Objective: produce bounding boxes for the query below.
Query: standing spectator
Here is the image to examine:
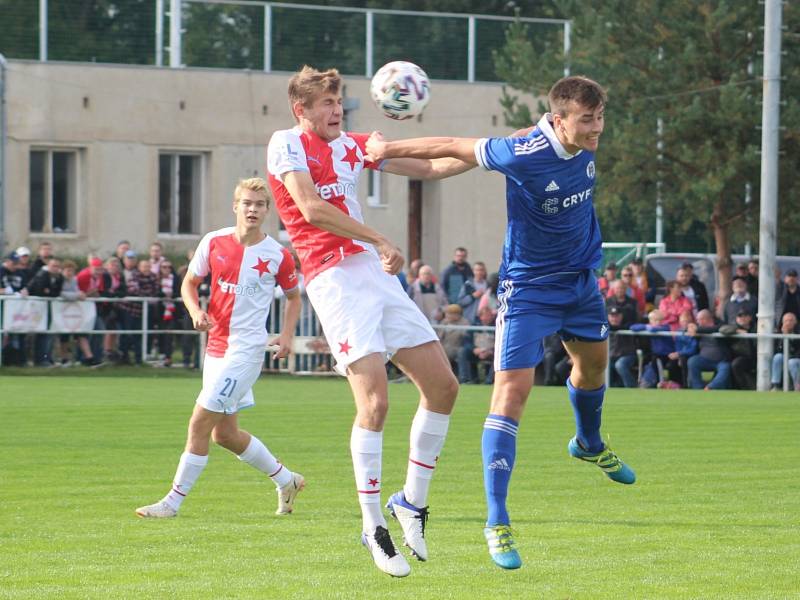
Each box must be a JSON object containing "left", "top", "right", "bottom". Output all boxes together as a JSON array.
[
  {"left": 122, "top": 250, "right": 138, "bottom": 284},
  {"left": 659, "top": 280, "right": 695, "bottom": 331},
  {"left": 77, "top": 257, "right": 108, "bottom": 359},
  {"left": 630, "top": 258, "right": 651, "bottom": 304},
  {"left": 734, "top": 262, "right": 749, "bottom": 282},
  {"left": 607, "top": 307, "right": 637, "bottom": 388},
  {"left": 440, "top": 247, "right": 473, "bottom": 304},
  {"left": 477, "top": 272, "right": 501, "bottom": 318},
  {"left": 770, "top": 312, "right": 800, "bottom": 391},
  {"left": 14, "top": 246, "right": 34, "bottom": 290},
  {"left": 437, "top": 304, "right": 469, "bottom": 377},
  {"left": 59, "top": 260, "right": 102, "bottom": 367},
  {"left": 676, "top": 263, "right": 710, "bottom": 312},
  {"left": 723, "top": 277, "right": 757, "bottom": 324},
  {"left": 114, "top": 240, "right": 131, "bottom": 262},
  {"left": 458, "top": 261, "right": 488, "bottom": 324},
  {"left": 746, "top": 259, "right": 759, "bottom": 296},
  {"left": 686, "top": 309, "right": 731, "bottom": 390},
  {"left": 149, "top": 242, "right": 165, "bottom": 276},
  {"left": 406, "top": 258, "right": 424, "bottom": 289},
  {"left": 408, "top": 265, "right": 447, "bottom": 323},
  {"left": 775, "top": 268, "right": 799, "bottom": 324},
  {"left": 27, "top": 257, "right": 63, "bottom": 366},
  {"left": 132, "top": 259, "right": 160, "bottom": 359},
  {"left": 1, "top": 252, "right": 26, "bottom": 294},
  {"left": 156, "top": 260, "right": 181, "bottom": 367},
  {"left": 459, "top": 304, "right": 496, "bottom": 385},
  {"left": 101, "top": 257, "right": 128, "bottom": 362},
  {"left": 31, "top": 242, "right": 54, "bottom": 273},
  {"left": 1, "top": 252, "right": 29, "bottom": 365},
  {"left": 615, "top": 266, "right": 646, "bottom": 314},
  {"left": 606, "top": 279, "right": 640, "bottom": 324},
  {"left": 597, "top": 261, "right": 618, "bottom": 294},
  {"left": 720, "top": 310, "right": 756, "bottom": 390}
]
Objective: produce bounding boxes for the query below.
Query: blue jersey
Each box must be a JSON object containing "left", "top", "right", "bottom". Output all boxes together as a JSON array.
[{"left": 474, "top": 114, "right": 603, "bottom": 282}]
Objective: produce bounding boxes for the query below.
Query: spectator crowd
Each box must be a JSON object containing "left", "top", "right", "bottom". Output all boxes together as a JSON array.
[{"left": 3, "top": 241, "right": 800, "bottom": 392}]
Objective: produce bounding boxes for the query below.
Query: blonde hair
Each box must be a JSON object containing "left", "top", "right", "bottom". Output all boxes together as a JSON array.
[
  {"left": 288, "top": 65, "right": 342, "bottom": 119},
  {"left": 234, "top": 177, "right": 270, "bottom": 208}
]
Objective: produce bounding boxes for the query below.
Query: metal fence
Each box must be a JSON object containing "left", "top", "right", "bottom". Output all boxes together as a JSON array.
[
  {"left": 2, "top": 294, "right": 799, "bottom": 391},
  {"left": 10, "top": 0, "right": 569, "bottom": 82}
]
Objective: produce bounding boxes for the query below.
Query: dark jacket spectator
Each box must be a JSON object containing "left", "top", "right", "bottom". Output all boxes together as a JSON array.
[
  {"left": 606, "top": 280, "right": 639, "bottom": 325},
  {"left": 687, "top": 309, "right": 732, "bottom": 390},
  {"left": 440, "top": 247, "right": 474, "bottom": 304},
  {"left": 457, "top": 261, "right": 488, "bottom": 324},
  {"left": 720, "top": 311, "right": 756, "bottom": 390},
  {"left": 775, "top": 268, "right": 799, "bottom": 324},
  {"left": 723, "top": 277, "right": 757, "bottom": 324},
  {"left": 676, "top": 263, "right": 710, "bottom": 312},
  {"left": 608, "top": 307, "right": 638, "bottom": 388}
]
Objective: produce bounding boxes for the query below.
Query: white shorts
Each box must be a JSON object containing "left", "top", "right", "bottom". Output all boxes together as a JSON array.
[
  {"left": 196, "top": 354, "right": 263, "bottom": 414},
  {"left": 306, "top": 252, "right": 438, "bottom": 375}
]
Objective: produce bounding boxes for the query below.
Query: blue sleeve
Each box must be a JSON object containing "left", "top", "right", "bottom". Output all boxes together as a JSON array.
[
  {"left": 630, "top": 324, "right": 646, "bottom": 332},
  {"left": 474, "top": 137, "right": 527, "bottom": 186}
]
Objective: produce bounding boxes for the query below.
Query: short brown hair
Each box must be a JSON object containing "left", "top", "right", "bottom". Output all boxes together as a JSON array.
[
  {"left": 234, "top": 177, "right": 270, "bottom": 208},
  {"left": 288, "top": 65, "right": 342, "bottom": 117},
  {"left": 548, "top": 76, "right": 607, "bottom": 117}
]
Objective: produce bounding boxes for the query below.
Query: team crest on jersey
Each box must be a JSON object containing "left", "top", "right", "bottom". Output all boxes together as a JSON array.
[{"left": 586, "top": 161, "right": 596, "bottom": 179}]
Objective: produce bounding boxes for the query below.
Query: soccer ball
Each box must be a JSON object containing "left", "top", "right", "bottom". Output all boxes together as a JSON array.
[{"left": 370, "top": 61, "right": 430, "bottom": 120}]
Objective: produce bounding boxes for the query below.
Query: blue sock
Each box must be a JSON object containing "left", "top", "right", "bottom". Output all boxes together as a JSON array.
[
  {"left": 482, "top": 414, "right": 518, "bottom": 526},
  {"left": 567, "top": 378, "right": 605, "bottom": 453}
]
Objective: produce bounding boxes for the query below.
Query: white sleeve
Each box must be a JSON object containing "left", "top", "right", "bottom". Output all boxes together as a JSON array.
[
  {"left": 188, "top": 233, "right": 212, "bottom": 278},
  {"left": 267, "top": 130, "right": 309, "bottom": 180},
  {"left": 474, "top": 138, "right": 491, "bottom": 170}
]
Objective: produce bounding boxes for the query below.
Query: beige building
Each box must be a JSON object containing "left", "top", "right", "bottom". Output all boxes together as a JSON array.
[{"left": 3, "top": 60, "right": 533, "bottom": 273}]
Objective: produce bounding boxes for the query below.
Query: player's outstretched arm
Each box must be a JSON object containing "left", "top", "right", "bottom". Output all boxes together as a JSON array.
[
  {"left": 181, "top": 273, "right": 214, "bottom": 331},
  {"left": 382, "top": 156, "right": 475, "bottom": 180},
  {"left": 366, "top": 133, "right": 479, "bottom": 165},
  {"left": 282, "top": 171, "right": 404, "bottom": 275},
  {"left": 269, "top": 287, "right": 302, "bottom": 359}
]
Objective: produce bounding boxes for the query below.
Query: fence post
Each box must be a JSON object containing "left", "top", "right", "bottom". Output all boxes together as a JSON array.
[
  {"left": 142, "top": 299, "right": 149, "bottom": 363},
  {"left": 782, "top": 336, "right": 789, "bottom": 392}
]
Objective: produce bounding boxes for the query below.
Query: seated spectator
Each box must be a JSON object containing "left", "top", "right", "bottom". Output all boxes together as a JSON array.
[
  {"left": 735, "top": 262, "right": 749, "bottom": 281},
  {"left": 723, "top": 276, "right": 757, "bottom": 324},
  {"left": 408, "top": 265, "right": 447, "bottom": 323},
  {"left": 669, "top": 311, "right": 699, "bottom": 387},
  {"left": 608, "top": 307, "right": 638, "bottom": 388},
  {"left": 776, "top": 268, "right": 799, "bottom": 325},
  {"left": 597, "top": 261, "right": 618, "bottom": 294},
  {"left": 606, "top": 279, "right": 639, "bottom": 325},
  {"left": 720, "top": 310, "right": 756, "bottom": 390},
  {"left": 686, "top": 309, "right": 731, "bottom": 390},
  {"left": 676, "top": 262, "right": 710, "bottom": 312},
  {"left": 631, "top": 309, "right": 678, "bottom": 387},
  {"left": 440, "top": 246, "right": 473, "bottom": 304},
  {"left": 540, "top": 333, "right": 568, "bottom": 386},
  {"left": 615, "top": 266, "right": 646, "bottom": 314},
  {"left": 437, "top": 304, "right": 469, "bottom": 376},
  {"left": 770, "top": 311, "right": 800, "bottom": 391},
  {"left": 457, "top": 261, "right": 488, "bottom": 324},
  {"left": 659, "top": 280, "right": 694, "bottom": 331},
  {"left": 458, "top": 305, "right": 495, "bottom": 384}
]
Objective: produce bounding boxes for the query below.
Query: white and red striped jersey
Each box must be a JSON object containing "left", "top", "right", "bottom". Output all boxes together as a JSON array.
[
  {"left": 266, "top": 127, "right": 383, "bottom": 283},
  {"left": 188, "top": 227, "right": 298, "bottom": 361}
]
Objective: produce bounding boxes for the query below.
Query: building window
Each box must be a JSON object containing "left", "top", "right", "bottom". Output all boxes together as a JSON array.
[
  {"left": 29, "top": 149, "right": 78, "bottom": 233},
  {"left": 366, "top": 169, "right": 386, "bottom": 207},
  {"left": 159, "top": 153, "right": 203, "bottom": 234}
]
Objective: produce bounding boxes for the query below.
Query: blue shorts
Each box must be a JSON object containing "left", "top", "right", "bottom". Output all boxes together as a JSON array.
[{"left": 495, "top": 270, "right": 609, "bottom": 371}]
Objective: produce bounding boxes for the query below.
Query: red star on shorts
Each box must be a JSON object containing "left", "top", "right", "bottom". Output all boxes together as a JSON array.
[
  {"left": 341, "top": 144, "right": 360, "bottom": 171},
  {"left": 368, "top": 478, "right": 379, "bottom": 487},
  {"left": 251, "top": 257, "right": 271, "bottom": 277},
  {"left": 338, "top": 339, "right": 351, "bottom": 355}
]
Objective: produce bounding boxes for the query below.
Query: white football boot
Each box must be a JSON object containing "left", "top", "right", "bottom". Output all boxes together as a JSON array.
[
  {"left": 361, "top": 526, "right": 411, "bottom": 577},
  {"left": 135, "top": 500, "right": 177, "bottom": 519},
  {"left": 386, "top": 490, "right": 429, "bottom": 561},
  {"left": 276, "top": 472, "right": 305, "bottom": 515}
]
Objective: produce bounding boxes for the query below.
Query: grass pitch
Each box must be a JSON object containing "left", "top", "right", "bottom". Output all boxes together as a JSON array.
[{"left": 1, "top": 373, "right": 798, "bottom": 599}]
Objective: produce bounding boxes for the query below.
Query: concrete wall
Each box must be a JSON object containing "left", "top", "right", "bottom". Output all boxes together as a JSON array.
[{"left": 4, "top": 60, "right": 536, "bottom": 274}]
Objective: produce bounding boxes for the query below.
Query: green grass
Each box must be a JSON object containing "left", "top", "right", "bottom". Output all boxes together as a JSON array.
[{"left": 1, "top": 375, "right": 798, "bottom": 599}]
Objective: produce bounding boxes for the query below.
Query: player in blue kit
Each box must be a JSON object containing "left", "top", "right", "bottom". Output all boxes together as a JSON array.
[{"left": 366, "top": 76, "right": 636, "bottom": 570}]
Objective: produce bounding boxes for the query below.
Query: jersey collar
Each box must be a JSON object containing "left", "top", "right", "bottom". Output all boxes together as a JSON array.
[{"left": 538, "top": 113, "right": 583, "bottom": 160}]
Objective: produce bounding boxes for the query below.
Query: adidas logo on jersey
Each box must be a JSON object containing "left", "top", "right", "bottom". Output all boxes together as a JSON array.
[
  {"left": 513, "top": 136, "right": 548, "bottom": 155},
  {"left": 545, "top": 180, "right": 560, "bottom": 192},
  {"left": 488, "top": 458, "right": 511, "bottom": 471}
]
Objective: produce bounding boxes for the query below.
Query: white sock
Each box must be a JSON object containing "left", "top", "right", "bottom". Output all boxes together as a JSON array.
[
  {"left": 238, "top": 435, "right": 293, "bottom": 488},
  {"left": 351, "top": 425, "right": 386, "bottom": 533},
  {"left": 404, "top": 407, "right": 450, "bottom": 508},
  {"left": 163, "top": 452, "right": 208, "bottom": 511}
]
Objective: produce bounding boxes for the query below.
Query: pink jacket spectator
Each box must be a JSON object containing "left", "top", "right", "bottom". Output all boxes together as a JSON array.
[{"left": 658, "top": 294, "right": 694, "bottom": 331}]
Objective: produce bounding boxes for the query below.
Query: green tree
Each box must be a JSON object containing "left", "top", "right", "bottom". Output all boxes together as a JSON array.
[{"left": 494, "top": 0, "right": 800, "bottom": 305}]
